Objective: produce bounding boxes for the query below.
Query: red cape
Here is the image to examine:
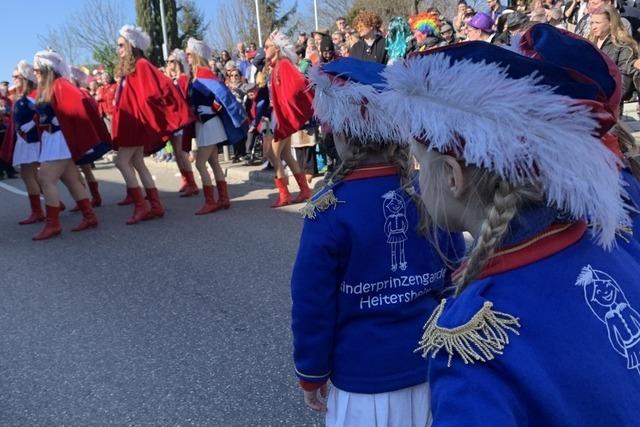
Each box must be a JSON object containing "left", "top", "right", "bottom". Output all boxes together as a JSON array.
[
  {"left": 270, "top": 58, "right": 314, "bottom": 141},
  {"left": 112, "top": 58, "right": 194, "bottom": 154},
  {"left": 0, "top": 97, "right": 15, "bottom": 164},
  {"left": 176, "top": 73, "right": 195, "bottom": 152},
  {"left": 51, "top": 78, "right": 111, "bottom": 162}
]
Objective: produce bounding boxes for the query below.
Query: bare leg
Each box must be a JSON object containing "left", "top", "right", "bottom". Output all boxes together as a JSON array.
[
  {"left": 80, "top": 164, "right": 96, "bottom": 183},
  {"left": 171, "top": 136, "right": 192, "bottom": 173},
  {"left": 208, "top": 146, "right": 225, "bottom": 182},
  {"left": 61, "top": 163, "right": 90, "bottom": 201},
  {"left": 20, "top": 163, "right": 41, "bottom": 195},
  {"left": 38, "top": 160, "right": 70, "bottom": 207},
  {"left": 196, "top": 145, "right": 215, "bottom": 186},
  {"left": 279, "top": 138, "right": 302, "bottom": 176},
  {"left": 130, "top": 147, "right": 155, "bottom": 189},
  {"left": 115, "top": 147, "right": 140, "bottom": 188},
  {"left": 268, "top": 138, "right": 286, "bottom": 179}
]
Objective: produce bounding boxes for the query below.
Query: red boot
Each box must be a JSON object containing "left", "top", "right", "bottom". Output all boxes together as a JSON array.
[
  {"left": 71, "top": 199, "right": 98, "bottom": 232},
  {"left": 117, "top": 191, "right": 134, "bottom": 206},
  {"left": 292, "top": 172, "right": 312, "bottom": 204},
  {"left": 144, "top": 187, "right": 165, "bottom": 220},
  {"left": 180, "top": 171, "right": 199, "bottom": 197},
  {"left": 32, "top": 205, "right": 62, "bottom": 241},
  {"left": 126, "top": 187, "right": 151, "bottom": 225},
  {"left": 271, "top": 177, "right": 292, "bottom": 208},
  {"left": 195, "top": 185, "right": 221, "bottom": 215},
  {"left": 216, "top": 180, "right": 231, "bottom": 209},
  {"left": 19, "top": 194, "right": 45, "bottom": 225},
  {"left": 59, "top": 200, "right": 66, "bottom": 211},
  {"left": 88, "top": 181, "right": 102, "bottom": 207},
  {"left": 70, "top": 203, "right": 81, "bottom": 213}
]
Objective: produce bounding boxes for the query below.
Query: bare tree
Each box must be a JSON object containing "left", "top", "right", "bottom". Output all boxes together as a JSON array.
[
  {"left": 314, "top": 0, "right": 354, "bottom": 29},
  {"left": 38, "top": 25, "right": 81, "bottom": 65}
]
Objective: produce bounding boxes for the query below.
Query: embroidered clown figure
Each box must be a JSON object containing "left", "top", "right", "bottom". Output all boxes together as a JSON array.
[
  {"left": 382, "top": 190, "right": 409, "bottom": 272},
  {"left": 576, "top": 265, "right": 640, "bottom": 374}
]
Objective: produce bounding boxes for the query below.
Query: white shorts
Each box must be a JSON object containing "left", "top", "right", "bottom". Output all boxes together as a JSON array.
[
  {"left": 326, "top": 382, "right": 431, "bottom": 427},
  {"left": 39, "top": 130, "right": 72, "bottom": 163},
  {"left": 13, "top": 135, "right": 41, "bottom": 166},
  {"left": 195, "top": 116, "right": 227, "bottom": 147}
]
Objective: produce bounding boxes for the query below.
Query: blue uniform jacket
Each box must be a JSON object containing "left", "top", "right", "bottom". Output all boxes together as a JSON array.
[
  {"left": 13, "top": 95, "right": 38, "bottom": 143},
  {"left": 189, "top": 70, "right": 248, "bottom": 146},
  {"left": 291, "top": 165, "right": 465, "bottom": 394},
  {"left": 425, "top": 208, "right": 640, "bottom": 426}
]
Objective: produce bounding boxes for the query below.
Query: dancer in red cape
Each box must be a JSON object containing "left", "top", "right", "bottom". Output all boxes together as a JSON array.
[
  {"left": 165, "top": 48, "right": 198, "bottom": 197},
  {"left": 32, "top": 50, "right": 110, "bottom": 240},
  {"left": 111, "top": 25, "right": 193, "bottom": 224},
  {"left": 264, "top": 30, "right": 314, "bottom": 208}
]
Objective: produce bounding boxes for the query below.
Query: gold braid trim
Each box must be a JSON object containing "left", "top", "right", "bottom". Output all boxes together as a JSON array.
[
  {"left": 300, "top": 190, "right": 345, "bottom": 219},
  {"left": 416, "top": 299, "right": 521, "bottom": 367}
]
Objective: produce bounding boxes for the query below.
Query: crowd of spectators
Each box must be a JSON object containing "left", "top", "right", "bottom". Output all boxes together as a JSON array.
[{"left": 3, "top": 1, "right": 639, "bottom": 181}]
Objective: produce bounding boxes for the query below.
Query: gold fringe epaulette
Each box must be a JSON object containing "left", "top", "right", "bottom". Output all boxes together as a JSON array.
[
  {"left": 416, "top": 299, "right": 521, "bottom": 367},
  {"left": 300, "top": 189, "right": 344, "bottom": 219}
]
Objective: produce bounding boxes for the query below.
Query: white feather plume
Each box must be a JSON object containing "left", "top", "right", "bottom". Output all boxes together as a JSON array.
[
  {"left": 33, "top": 50, "right": 70, "bottom": 77},
  {"left": 119, "top": 25, "right": 151, "bottom": 51},
  {"left": 308, "top": 64, "right": 401, "bottom": 142},
  {"left": 15, "top": 60, "right": 36, "bottom": 83},
  {"left": 187, "top": 38, "right": 212, "bottom": 61},
  {"left": 382, "top": 53, "right": 629, "bottom": 248},
  {"left": 269, "top": 30, "right": 298, "bottom": 63}
]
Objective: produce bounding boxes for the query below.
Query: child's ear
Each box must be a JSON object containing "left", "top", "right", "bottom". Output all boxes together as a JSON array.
[{"left": 442, "top": 155, "right": 466, "bottom": 198}]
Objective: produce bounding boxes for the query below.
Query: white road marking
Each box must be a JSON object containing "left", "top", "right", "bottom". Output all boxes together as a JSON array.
[{"left": 0, "top": 182, "right": 28, "bottom": 196}]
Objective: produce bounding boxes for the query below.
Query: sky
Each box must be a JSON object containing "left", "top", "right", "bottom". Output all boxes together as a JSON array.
[{"left": 0, "top": 0, "right": 304, "bottom": 80}]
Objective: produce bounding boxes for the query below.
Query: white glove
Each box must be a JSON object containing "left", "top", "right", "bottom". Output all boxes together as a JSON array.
[
  {"left": 19, "top": 120, "right": 36, "bottom": 133},
  {"left": 197, "top": 105, "right": 213, "bottom": 115},
  {"left": 52, "top": 117, "right": 60, "bottom": 126}
]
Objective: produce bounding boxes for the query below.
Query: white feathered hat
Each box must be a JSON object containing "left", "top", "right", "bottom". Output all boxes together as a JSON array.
[
  {"left": 169, "top": 48, "right": 189, "bottom": 72},
  {"left": 33, "top": 50, "right": 70, "bottom": 77},
  {"left": 268, "top": 29, "right": 297, "bottom": 63},
  {"left": 382, "top": 24, "right": 629, "bottom": 248},
  {"left": 119, "top": 24, "right": 151, "bottom": 51},
  {"left": 308, "top": 58, "right": 400, "bottom": 143},
  {"left": 14, "top": 60, "right": 36, "bottom": 83},
  {"left": 69, "top": 66, "right": 88, "bottom": 87},
  {"left": 187, "top": 37, "right": 212, "bottom": 61}
]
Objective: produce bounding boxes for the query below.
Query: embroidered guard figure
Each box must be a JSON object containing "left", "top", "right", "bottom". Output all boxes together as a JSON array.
[
  {"left": 382, "top": 190, "right": 409, "bottom": 271},
  {"left": 577, "top": 265, "right": 640, "bottom": 374}
]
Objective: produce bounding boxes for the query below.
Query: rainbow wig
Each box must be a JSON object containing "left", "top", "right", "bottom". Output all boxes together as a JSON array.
[
  {"left": 409, "top": 12, "right": 441, "bottom": 37},
  {"left": 386, "top": 17, "right": 412, "bottom": 62}
]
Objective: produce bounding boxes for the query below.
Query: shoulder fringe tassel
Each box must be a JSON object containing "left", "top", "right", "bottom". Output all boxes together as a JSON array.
[
  {"left": 616, "top": 224, "right": 633, "bottom": 243},
  {"left": 300, "top": 189, "right": 344, "bottom": 219},
  {"left": 416, "top": 299, "right": 521, "bottom": 367}
]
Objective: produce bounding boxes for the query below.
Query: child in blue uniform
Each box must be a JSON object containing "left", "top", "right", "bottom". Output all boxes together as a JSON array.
[
  {"left": 291, "top": 58, "right": 464, "bottom": 427},
  {"left": 383, "top": 24, "right": 640, "bottom": 426}
]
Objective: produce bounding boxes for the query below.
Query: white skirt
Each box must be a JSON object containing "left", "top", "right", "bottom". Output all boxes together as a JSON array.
[
  {"left": 326, "top": 383, "right": 431, "bottom": 427},
  {"left": 13, "top": 135, "right": 41, "bottom": 166},
  {"left": 39, "top": 130, "right": 71, "bottom": 162},
  {"left": 195, "top": 116, "right": 227, "bottom": 147}
]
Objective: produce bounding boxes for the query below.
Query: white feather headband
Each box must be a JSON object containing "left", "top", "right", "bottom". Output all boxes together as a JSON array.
[
  {"left": 15, "top": 60, "right": 36, "bottom": 83},
  {"left": 33, "top": 50, "right": 70, "bottom": 77},
  {"left": 69, "top": 66, "right": 88, "bottom": 87},
  {"left": 187, "top": 38, "right": 212, "bottom": 61},
  {"left": 269, "top": 30, "right": 297, "bottom": 63},
  {"left": 382, "top": 53, "right": 628, "bottom": 248},
  {"left": 308, "top": 64, "right": 400, "bottom": 143},
  {"left": 169, "top": 48, "right": 189, "bottom": 73},
  {"left": 119, "top": 25, "right": 151, "bottom": 51}
]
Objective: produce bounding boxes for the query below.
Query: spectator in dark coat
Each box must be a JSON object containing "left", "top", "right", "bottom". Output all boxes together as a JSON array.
[{"left": 349, "top": 10, "right": 388, "bottom": 64}]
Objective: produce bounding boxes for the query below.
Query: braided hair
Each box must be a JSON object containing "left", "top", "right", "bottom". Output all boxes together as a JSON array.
[
  {"left": 318, "top": 136, "right": 427, "bottom": 234},
  {"left": 612, "top": 122, "right": 640, "bottom": 180}
]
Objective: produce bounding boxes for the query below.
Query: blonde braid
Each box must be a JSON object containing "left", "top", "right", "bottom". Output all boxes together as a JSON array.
[
  {"left": 315, "top": 144, "right": 375, "bottom": 194},
  {"left": 391, "top": 145, "right": 429, "bottom": 235},
  {"left": 455, "top": 179, "right": 520, "bottom": 293}
]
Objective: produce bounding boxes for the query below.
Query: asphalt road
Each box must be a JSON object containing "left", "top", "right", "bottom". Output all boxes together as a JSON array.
[{"left": 0, "top": 160, "right": 323, "bottom": 426}]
